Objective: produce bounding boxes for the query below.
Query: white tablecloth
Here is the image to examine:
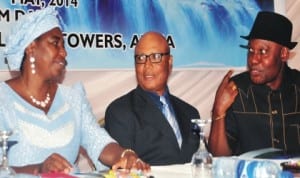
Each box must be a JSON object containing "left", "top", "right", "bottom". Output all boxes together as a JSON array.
[{"left": 150, "top": 163, "right": 212, "bottom": 178}]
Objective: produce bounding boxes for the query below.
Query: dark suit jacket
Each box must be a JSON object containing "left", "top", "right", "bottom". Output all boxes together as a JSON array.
[{"left": 104, "top": 86, "right": 200, "bottom": 165}]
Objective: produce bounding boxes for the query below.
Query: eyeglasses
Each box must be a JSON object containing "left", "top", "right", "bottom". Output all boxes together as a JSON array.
[{"left": 134, "top": 52, "right": 170, "bottom": 64}]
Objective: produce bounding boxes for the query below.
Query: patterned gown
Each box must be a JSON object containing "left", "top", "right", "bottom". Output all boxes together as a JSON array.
[{"left": 0, "top": 81, "right": 115, "bottom": 171}]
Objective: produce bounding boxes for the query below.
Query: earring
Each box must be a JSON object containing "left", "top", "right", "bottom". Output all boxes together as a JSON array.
[{"left": 29, "top": 56, "right": 36, "bottom": 74}]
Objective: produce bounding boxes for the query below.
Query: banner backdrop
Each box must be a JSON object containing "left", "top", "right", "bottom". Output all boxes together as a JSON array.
[{"left": 0, "top": 0, "right": 274, "bottom": 70}]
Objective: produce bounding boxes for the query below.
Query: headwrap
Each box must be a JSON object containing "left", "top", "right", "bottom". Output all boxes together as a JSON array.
[{"left": 3, "top": 7, "right": 62, "bottom": 71}]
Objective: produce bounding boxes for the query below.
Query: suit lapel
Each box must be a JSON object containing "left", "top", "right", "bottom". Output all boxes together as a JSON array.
[
  {"left": 170, "top": 96, "right": 192, "bottom": 146},
  {"left": 132, "top": 87, "right": 180, "bottom": 148}
]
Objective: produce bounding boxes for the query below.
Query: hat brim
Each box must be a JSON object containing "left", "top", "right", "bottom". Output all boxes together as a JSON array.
[
  {"left": 240, "top": 35, "right": 249, "bottom": 40},
  {"left": 239, "top": 44, "right": 248, "bottom": 49},
  {"left": 288, "top": 42, "right": 298, "bottom": 49},
  {"left": 240, "top": 35, "right": 298, "bottom": 49}
]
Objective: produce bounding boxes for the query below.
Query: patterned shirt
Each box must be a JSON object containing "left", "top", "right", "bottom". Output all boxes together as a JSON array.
[{"left": 226, "top": 65, "right": 300, "bottom": 155}]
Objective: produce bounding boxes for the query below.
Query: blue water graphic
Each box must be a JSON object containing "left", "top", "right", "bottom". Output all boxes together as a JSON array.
[{"left": 0, "top": 0, "right": 274, "bottom": 69}]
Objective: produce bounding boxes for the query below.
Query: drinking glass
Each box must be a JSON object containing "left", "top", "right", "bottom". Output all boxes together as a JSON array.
[
  {"left": 191, "top": 118, "right": 213, "bottom": 178},
  {"left": 0, "top": 130, "right": 16, "bottom": 177}
]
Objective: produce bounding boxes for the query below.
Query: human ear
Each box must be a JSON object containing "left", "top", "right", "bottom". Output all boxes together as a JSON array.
[
  {"left": 24, "top": 41, "right": 37, "bottom": 57},
  {"left": 168, "top": 55, "right": 173, "bottom": 73},
  {"left": 280, "top": 47, "right": 290, "bottom": 62}
]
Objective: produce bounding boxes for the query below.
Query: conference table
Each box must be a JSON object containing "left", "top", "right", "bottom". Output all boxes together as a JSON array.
[
  {"left": 77, "top": 164, "right": 201, "bottom": 178},
  {"left": 53, "top": 160, "right": 300, "bottom": 178},
  {"left": 13, "top": 164, "right": 198, "bottom": 178},
  {"left": 149, "top": 148, "right": 300, "bottom": 178},
  {"left": 65, "top": 162, "right": 300, "bottom": 178},
  {"left": 14, "top": 148, "right": 300, "bottom": 178},
  {"left": 14, "top": 162, "right": 299, "bottom": 178},
  {"left": 151, "top": 163, "right": 209, "bottom": 178},
  {"left": 76, "top": 164, "right": 205, "bottom": 178}
]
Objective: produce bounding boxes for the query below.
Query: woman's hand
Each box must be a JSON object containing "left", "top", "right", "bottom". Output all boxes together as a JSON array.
[
  {"left": 100, "top": 143, "right": 150, "bottom": 172},
  {"left": 112, "top": 149, "right": 150, "bottom": 172},
  {"left": 39, "top": 153, "right": 73, "bottom": 174}
]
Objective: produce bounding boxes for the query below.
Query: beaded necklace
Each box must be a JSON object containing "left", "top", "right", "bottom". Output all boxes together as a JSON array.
[
  {"left": 22, "top": 79, "right": 51, "bottom": 108},
  {"left": 29, "top": 93, "right": 51, "bottom": 108}
]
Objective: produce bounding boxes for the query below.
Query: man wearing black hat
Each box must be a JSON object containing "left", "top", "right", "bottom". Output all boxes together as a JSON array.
[{"left": 208, "top": 11, "right": 299, "bottom": 156}]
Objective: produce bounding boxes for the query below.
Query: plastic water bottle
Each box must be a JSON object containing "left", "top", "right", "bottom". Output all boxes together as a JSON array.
[
  {"left": 212, "top": 157, "right": 294, "bottom": 178},
  {"left": 212, "top": 157, "right": 240, "bottom": 178},
  {"left": 237, "top": 159, "right": 281, "bottom": 178}
]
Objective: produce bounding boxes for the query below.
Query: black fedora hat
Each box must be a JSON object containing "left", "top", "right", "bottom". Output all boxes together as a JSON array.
[{"left": 241, "top": 11, "right": 297, "bottom": 49}]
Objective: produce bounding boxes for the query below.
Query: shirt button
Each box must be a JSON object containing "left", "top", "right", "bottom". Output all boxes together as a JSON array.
[
  {"left": 273, "top": 138, "right": 280, "bottom": 143},
  {"left": 271, "top": 110, "right": 278, "bottom": 115}
]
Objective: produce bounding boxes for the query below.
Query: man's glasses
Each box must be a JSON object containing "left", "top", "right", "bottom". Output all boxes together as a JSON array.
[{"left": 134, "top": 52, "right": 170, "bottom": 64}]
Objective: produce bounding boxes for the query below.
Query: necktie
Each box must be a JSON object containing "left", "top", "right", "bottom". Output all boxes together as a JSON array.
[{"left": 160, "top": 96, "right": 182, "bottom": 147}]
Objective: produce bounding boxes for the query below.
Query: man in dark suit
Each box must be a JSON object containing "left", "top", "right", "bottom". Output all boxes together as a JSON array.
[{"left": 105, "top": 31, "right": 200, "bottom": 165}]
